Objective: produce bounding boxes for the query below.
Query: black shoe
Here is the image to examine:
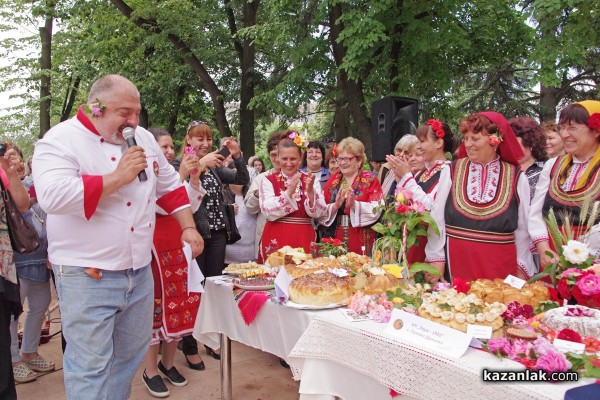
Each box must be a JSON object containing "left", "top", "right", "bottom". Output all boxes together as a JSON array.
[
  {"left": 204, "top": 345, "right": 221, "bottom": 360},
  {"left": 184, "top": 355, "right": 205, "bottom": 371},
  {"left": 142, "top": 370, "right": 170, "bottom": 398},
  {"left": 158, "top": 361, "right": 188, "bottom": 386},
  {"left": 279, "top": 358, "right": 290, "bottom": 369}
]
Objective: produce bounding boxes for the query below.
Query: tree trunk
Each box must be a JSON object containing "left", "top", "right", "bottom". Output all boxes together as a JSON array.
[
  {"left": 224, "top": 0, "right": 259, "bottom": 158},
  {"left": 60, "top": 75, "right": 81, "bottom": 122},
  {"left": 328, "top": 3, "right": 372, "bottom": 154},
  {"left": 539, "top": 84, "right": 559, "bottom": 122},
  {"left": 332, "top": 88, "right": 350, "bottom": 141},
  {"left": 110, "top": 0, "right": 231, "bottom": 137},
  {"left": 39, "top": 5, "right": 54, "bottom": 138}
]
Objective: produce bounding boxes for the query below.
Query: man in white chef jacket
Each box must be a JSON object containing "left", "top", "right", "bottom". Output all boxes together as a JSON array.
[{"left": 32, "top": 74, "right": 204, "bottom": 400}]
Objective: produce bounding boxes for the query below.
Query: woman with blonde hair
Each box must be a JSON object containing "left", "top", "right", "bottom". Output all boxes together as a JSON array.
[
  {"left": 322, "top": 137, "right": 383, "bottom": 254},
  {"left": 172, "top": 121, "right": 249, "bottom": 365}
]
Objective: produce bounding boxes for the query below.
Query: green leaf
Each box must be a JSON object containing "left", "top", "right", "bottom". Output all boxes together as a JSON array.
[{"left": 410, "top": 262, "right": 441, "bottom": 276}]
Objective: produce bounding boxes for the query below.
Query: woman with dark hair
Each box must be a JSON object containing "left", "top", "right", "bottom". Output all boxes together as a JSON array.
[
  {"left": 384, "top": 120, "right": 454, "bottom": 264},
  {"left": 300, "top": 141, "right": 329, "bottom": 188},
  {"left": 530, "top": 100, "right": 600, "bottom": 269},
  {"left": 252, "top": 158, "right": 265, "bottom": 176},
  {"left": 509, "top": 117, "right": 548, "bottom": 201},
  {"left": 426, "top": 112, "right": 535, "bottom": 282}
]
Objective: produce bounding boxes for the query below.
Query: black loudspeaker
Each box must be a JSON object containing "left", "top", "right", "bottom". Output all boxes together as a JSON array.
[{"left": 371, "top": 96, "right": 419, "bottom": 162}]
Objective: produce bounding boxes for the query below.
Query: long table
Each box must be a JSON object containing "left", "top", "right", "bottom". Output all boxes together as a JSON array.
[
  {"left": 288, "top": 313, "right": 594, "bottom": 400},
  {"left": 194, "top": 277, "right": 594, "bottom": 400},
  {"left": 192, "top": 277, "right": 335, "bottom": 399}
]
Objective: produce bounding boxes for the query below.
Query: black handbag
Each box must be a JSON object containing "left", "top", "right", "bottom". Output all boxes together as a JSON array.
[
  {"left": 0, "top": 178, "right": 40, "bottom": 254},
  {"left": 224, "top": 203, "right": 241, "bottom": 245}
]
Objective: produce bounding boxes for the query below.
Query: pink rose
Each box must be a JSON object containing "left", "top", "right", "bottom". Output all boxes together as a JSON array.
[
  {"left": 535, "top": 352, "right": 572, "bottom": 373},
  {"left": 560, "top": 268, "right": 584, "bottom": 278},
  {"left": 488, "top": 135, "right": 501, "bottom": 146},
  {"left": 575, "top": 274, "right": 600, "bottom": 296},
  {"left": 369, "top": 304, "right": 390, "bottom": 323},
  {"left": 396, "top": 204, "right": 411, "bottom": 213},
  {"left": 410, "top": 201, "right": 426, "bottom": 213},
  {"left": 509, "top": 339, "right": 532, "bottom": 361},
  {"left": 90, "top": 105, "right": 103, "bottom": 117},
  {"left": 531, "top": 337, "right": 555, "bottom": 357},
  {"left": 487, "top": 338, "right": 512, "bottom": 356}
]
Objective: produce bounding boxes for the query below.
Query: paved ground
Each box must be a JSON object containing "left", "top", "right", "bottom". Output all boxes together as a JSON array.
[{"left": 15, "top": 287, "right": 300, "bottom": 400}]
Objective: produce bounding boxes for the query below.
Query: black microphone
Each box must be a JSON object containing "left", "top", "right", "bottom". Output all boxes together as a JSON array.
[{"left": 122, "top": 127, "right": 148, "bottom": 182}]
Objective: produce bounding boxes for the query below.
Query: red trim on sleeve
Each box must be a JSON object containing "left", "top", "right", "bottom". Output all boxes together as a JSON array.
[
  {"left": 82, "top": 175, "right": 103, "bottom": 220},
  {"left": 156, "top": 186, "right": 190, "bottom": 214},
  {"left": 76, "top": 106, "right": 101, "bottom": 136}
]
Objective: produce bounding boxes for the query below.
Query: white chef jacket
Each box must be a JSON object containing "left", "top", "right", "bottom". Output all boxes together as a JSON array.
[{"left": 33, "top": 107, "right": 191, "bottom": 270}]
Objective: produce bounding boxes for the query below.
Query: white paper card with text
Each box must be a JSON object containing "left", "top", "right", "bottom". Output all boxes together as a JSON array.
[
  {"left": 466, "top": 324, "right": 492, "bottom": 339},
  {"left": 275, "top": 266, "right": 292, "bottom": 300},
  {"left": 504, "top": 274, "right": 526, "bottom": 289},
  {"left": 383, "top": 309, "right": 472, "bottom": 358},
  {"left": 553, "top": 338, "right": 585, "bottom": 355}
]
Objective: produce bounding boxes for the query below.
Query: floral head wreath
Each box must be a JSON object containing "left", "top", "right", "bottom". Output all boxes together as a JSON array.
[
  {"left": 577, "top": 100, "right": 600, "bottom": 131},
  {"left": 288, "top": 131, "right": 309, "bottom": 151},
  {"left": 85, "top": 98, "right": 106, "bottom": 118},
  {"left": 427, "top": 119, "right": 445, "bottom": 138}
]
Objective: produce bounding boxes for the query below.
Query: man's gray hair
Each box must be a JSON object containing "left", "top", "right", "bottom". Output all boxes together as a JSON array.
[{"left": 87, "top": 74, "right": 140, "bottom": 103}]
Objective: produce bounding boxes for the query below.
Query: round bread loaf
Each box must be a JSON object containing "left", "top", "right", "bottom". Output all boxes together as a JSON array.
[{"left": 288, "top": 272, "right": 352, "bottom": 306}]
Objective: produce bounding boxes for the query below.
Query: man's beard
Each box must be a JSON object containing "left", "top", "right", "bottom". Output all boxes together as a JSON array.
[{"left": 102, "top": 130, "right": 126, "bottom": 145}]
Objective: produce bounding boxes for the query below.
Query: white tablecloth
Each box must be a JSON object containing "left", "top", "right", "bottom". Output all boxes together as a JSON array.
[
  {"left": 288, "top": 313, "right": 593, "bottom": 400},
  {"left": 193, "top": 276, "right": 336, "bottom": 365}
]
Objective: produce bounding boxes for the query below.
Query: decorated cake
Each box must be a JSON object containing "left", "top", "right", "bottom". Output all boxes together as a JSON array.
[
  {"left": 418, "top": 288, "right": 506, "bottom": 334},
  {"left": 266, "top": 246, "right": 312, "bottom": 267},
  {"left": 468, "top": 279, "right": 550, "bottom": 308},
  {"left": 285, "top": 257, "right": 342, "bottom": 278},
  {"left": 288, "top": 272, "right": 352, "bottom": 306},
  {"left": 336, "top": 252, "right": 370, "bottom": 273},
  {"left": 542, "top": 305, "right": 600, "bottom": 339}
]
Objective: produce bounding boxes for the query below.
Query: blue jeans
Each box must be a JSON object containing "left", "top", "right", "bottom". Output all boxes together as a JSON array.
[{"left": 53, "top": 265, "right": 153, "bottom": 400}]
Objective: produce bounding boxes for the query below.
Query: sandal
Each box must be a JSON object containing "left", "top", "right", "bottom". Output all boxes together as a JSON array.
[
  {"left": 25, "top": 355, "right": 55, "bottom": 372},
  {"left": 13, "top": 363, "right": 38, "bottom": 384}
]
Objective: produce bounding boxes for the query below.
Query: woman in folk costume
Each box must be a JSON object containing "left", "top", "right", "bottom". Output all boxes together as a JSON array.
[
  {"left": 322, "top": 137, "right": 383, "bottom": 255},
  {"left": 142, "top": 128, "right": 206, "bottom": 397},
  {"left": 258, "top": 134, "right": 326, "bottom": 262},
  {"left": 385, "top": 120, "right": 455, "bottom": 264},
  {"left": 530, "top": 100, "right": 600, "bottom": 268},
  {"left": 425, "top": 112, "right": 535, "bottom": 283}
]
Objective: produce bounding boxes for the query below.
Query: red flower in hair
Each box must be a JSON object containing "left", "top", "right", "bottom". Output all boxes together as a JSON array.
[
  {"left": 435, "top": 129, "right": 445, "bottom": 138},
  {"left": 556, "top": 328, "right": 583, "bottom": 343},
  {"left": 589, "top": 113, "right": 600, "bottom": 131},
  {"left": 427, "top": 119, "right": 443, "bottom": 131},
  {"left": 332, "top": 144, "right": 338, "bottom": 157}
]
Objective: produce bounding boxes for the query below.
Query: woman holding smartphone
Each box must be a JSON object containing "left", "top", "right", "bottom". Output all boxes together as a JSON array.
[{"left": 172, "top": 121, "right": 249, "bottom": 361}]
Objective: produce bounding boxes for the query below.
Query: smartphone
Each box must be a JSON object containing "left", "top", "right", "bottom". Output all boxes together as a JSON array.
[
  {"left": 184, "top": 146, "right": 197, "bottom": 157},
  {"left": 217, "top": 146, "right": 231, "bottom": 158},
  {"left": 0, "top": 142, "right": 7, "bottom": 157}
]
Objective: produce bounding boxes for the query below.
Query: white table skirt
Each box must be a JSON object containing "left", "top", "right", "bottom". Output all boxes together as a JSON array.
[
  {"left": 192, "top": 277, "right": 336, "bottom": 363},
  {"left": 289, "top": 313, "right": 593, "bottom": 400}
]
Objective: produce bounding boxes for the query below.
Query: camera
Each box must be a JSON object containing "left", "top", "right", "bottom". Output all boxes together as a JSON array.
[{"left": 0, "top": 142, "right": 7, "bottom": 157}]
